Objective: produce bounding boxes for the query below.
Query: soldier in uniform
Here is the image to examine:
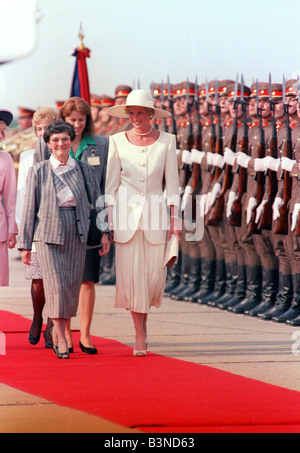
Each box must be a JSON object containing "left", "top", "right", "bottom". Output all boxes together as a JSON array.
[
  {"left": 17, "top": 107, "right": 34, "bottom": 131},
  {"left": 225, "top": 83, "right": 263, "bottom": 312},
  {"left": 284, "top": 84, "right": 300, "bottom": 325},
  {"left": 97, "top": 95, "right": 116, "bottom": 137},
  {"left": 199, "top": 80, "right": 229, "bottom": 305},
  {"left": 90, "top": 94, "right": 103, "bottom": 134},
  {"left": 208, "top": 82, "right": 251, "bottom": 309},
  {"left": 164, "top": 82, "right": 183, "bottom": 295},
  {"left": 253, "top": 82, "right": 296, "bottom": 319},
  {"left": 0, "top": 107, "right": 37, "bottom": 172},
  {"left": 268, "top": 80, "right": 300, "bottom": 324},
  {"left": 111, "top": 85, "right": 132, "bottom": 135},
  {"left": 227, "top": 82, "right": 277, "bottom": 314},
  {"left": 151, "top": 83, "right": 173, "bottom": 132},
  {"left": 169, "top": 81, "right": 203, "bottom": 301},
  {"left": 184, "top": 82, "right": 217, "bottom": 303},
  {"left": 206, "top": 79, "right": 243, "bottom": 307}
]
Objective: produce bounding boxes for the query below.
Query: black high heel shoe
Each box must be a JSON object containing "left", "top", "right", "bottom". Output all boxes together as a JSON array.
[
  {"left": 57, "top": 350, "right": 70, "bottom": 360},
  {"left": 53, "top": 344, "right": 69, "bottom": 359},
  {"left": 79, "top": 341, "right": 98, "bottom": 355},
  {"left": 28, "top": 318, "right": 43, "bottom": 345}
]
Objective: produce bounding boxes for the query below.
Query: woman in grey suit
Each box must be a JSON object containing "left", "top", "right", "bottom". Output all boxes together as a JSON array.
[
  {"left": 18, "top": 121, "right": 110, "bottom": 359},
  {"left": 59, "top": 97, "right": 109, "bottom": 354}
]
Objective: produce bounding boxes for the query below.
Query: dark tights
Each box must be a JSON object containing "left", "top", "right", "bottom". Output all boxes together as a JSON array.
[{"left": 29, "top": 279, "right": 53, "bottom": 344}]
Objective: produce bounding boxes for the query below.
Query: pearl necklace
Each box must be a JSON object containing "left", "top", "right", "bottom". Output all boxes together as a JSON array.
[{"left": 133, "top": 126, "right": 153, "bottom": 136}]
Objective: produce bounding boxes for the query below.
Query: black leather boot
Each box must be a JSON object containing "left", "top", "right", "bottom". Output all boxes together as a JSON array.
[
  {"left": 273, "top": 274, "right": 300, "bottom": 323},
  {"left": 170, "top": 253, "right": 190, "bottom": 300},
  {"left": 196, "top": 260, "right": 216, "bottom": 304},
  {"left": 164, "top": 251, "right": 182, "bottom": 296},
  {"left": 173, "top": 256, "right": 201, "bottom": 301},
  {"left": 245, "top": 269, "right": 279, "bottom": 316},
  {"left": 258, "top": 273, "right": 293, "bottom": 320},
  {"left": 228, "top": 266, "right": 262, "bottom": 314},
  {"left": 278, "top": 274, "right": 300, "bottom": 325},
  {"left": 182, "top": 257, "right": 202, "bottom": 301},
  {"left": 200, "top": 260, "right": 226, "bottom": 304},
  {"left": 186, "top": 258, "right": 212, "bottom": 302},
  {"left": 209, "top": 261, "right": 238, "bottom": 307},
  {"left": 218, "top": 265, "right": 247, "bottom": 310}
]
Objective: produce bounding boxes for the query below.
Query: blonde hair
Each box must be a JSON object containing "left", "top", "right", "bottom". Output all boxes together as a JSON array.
[{"left": 33, "top": 107, "right": 59, "bottom": 126}]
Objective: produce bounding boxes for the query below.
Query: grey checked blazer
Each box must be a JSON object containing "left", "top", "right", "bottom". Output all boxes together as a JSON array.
[{"left": 18, "top": 160, "right": 99, "bottom": 250}]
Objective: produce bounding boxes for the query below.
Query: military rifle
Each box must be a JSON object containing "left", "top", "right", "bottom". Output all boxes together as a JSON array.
[
  {"left": 273, "top": 76, "right": 293, "bottom": 235},
  {"left": 258, "top": 74, "right": 278, "bottom": 230},
  {"left": 192, "top": 76, "right": 202, "bottom": 194},
  {"left": 229, "top": 75, "right": 248, "bottom": 227},
  {"left": 160, "top": 80, "right": 168, "bottom": 132},
  {"left": 248, "top": 80, "right": 265, "bottom": 235},
  {"left": 206, "top": 79, "right": 223, "bottom": 226},
  {"left": 182, "top": 79, "right": 194, "bottom": 188},
  {"left": 167, "top": 75, "right": 177, "bottom": 138}
]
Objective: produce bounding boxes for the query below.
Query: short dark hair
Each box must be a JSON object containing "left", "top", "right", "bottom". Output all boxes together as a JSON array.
[{"left": 43, "top": 120, "right": 76, "bottom": 143}]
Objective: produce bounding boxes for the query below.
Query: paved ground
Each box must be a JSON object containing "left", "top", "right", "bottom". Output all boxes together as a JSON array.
[{"left": 1, "top": 248, "right": 300, "bottom": 432}]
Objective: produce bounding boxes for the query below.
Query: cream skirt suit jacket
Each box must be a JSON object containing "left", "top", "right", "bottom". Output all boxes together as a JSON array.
[{"left": 105, "top": 131, "right": 179, "bottom": 313}]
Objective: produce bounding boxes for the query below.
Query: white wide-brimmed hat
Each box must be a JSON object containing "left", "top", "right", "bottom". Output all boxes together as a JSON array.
[{"left": 107, "top": 89, "right": 171, "bottom": 119}]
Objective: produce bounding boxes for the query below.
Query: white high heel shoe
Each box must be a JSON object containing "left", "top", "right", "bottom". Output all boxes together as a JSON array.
[{"left": 133, "top": 349, "right": 147, "bottom": 357}]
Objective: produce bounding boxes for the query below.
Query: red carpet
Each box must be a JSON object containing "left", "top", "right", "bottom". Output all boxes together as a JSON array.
[{"left": 1, "top": 310, "right": 300, "bottom": 433}]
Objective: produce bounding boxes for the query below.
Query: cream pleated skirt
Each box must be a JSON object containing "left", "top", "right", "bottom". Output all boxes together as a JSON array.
[{"left": 114, "top": 229, "right": 167, "bottom": 314}]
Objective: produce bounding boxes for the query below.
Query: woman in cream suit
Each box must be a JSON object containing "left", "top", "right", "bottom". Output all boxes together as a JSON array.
[
  {"left": 0, "top": 110, "right": 17, "bottom": 286},
  {"left": 106, "top": 90, "right": 181, "bottom": 357}
]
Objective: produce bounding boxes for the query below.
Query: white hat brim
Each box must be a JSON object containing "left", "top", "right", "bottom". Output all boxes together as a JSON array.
[{"left": 108, "top": 105, "right": 171, "bottom": 119}]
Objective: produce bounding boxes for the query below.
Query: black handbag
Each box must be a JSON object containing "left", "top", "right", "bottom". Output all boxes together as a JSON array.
[{"left": 78, "top": 162, "right": 102, "bottom": 247}]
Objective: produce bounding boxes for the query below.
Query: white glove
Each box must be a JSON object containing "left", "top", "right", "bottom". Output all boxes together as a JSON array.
[
  {"left": 254, "top": 157, "right": 269, "bottom": 172},
  {"left": 273, "top": 197, "right": 283, "bottom": 221},
  {"left": 199, "top": 194, "right": 207, "bottom": 217},
  {"left": 281, "top": 156, "right": 296, "bottom": 172},
  {"left": 226, "top": 191, "right": 237, "bottom": 218},
  {"left": 206, "top": 152, "right": 214, "bottom": 166},
  {"left": 292, "top": 203, "right": 300, "bottom": 231},
  {"left": 255, "top": 200, "right": 267, "bottom": 224},
  {"left": 205, "top": 192, "right": 212, "bottom": 215},
  {"left": 212, "top": 154, "right": 225, "bottom": 168},
  {"left": 181, "top": 150, "right": 193, "bottom": 165},
  {"left": 247, "top": 197, "right": 257, "bottom": 224},
  {"left": 224, "top": 147, "right": 237, "bottom": 166},
  {"left": 181, "top": 185, "right": 193, "bottom": 211},
  {"left": 237, "top": 152, "right": 251, "bottom": 169},
  {"left": 208, "top": 183, "right": 222, "bottom": 209},
  {"left": 191, "top": 149, "right": 205, "bottom": 164},
  {"left": 265, "top": 156, "right": 281, "bottom": 172}
]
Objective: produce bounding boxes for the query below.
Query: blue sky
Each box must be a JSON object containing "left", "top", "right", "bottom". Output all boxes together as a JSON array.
[{"left": 1, "top": 0, "right": 300, "bottom": 116}]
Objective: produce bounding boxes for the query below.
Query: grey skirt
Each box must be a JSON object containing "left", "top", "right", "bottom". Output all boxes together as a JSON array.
[{"left": 35, "top": 208, "right": 86, "bottom": 319}]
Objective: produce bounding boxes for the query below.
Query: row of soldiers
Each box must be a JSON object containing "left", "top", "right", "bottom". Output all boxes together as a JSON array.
[
  {"left": 2, "top": 78, "right": 300, "bottom": 326},
  {"left": 157, "top": 77, "right": 300, "bottom": 326}
]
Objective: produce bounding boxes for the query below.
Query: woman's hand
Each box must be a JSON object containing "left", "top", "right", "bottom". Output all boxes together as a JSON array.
[
  {"left": 99, "top": 233, "right": 111, "bottom": 256},
  {"left": 168, "top": 216, "right": 182, "bottom": 244},
  {"left": 7, "top": 233, "right": 17, "bottom": 249},
  {"left": 21, "top": 250, "right": 31, "bottom": 266}
]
